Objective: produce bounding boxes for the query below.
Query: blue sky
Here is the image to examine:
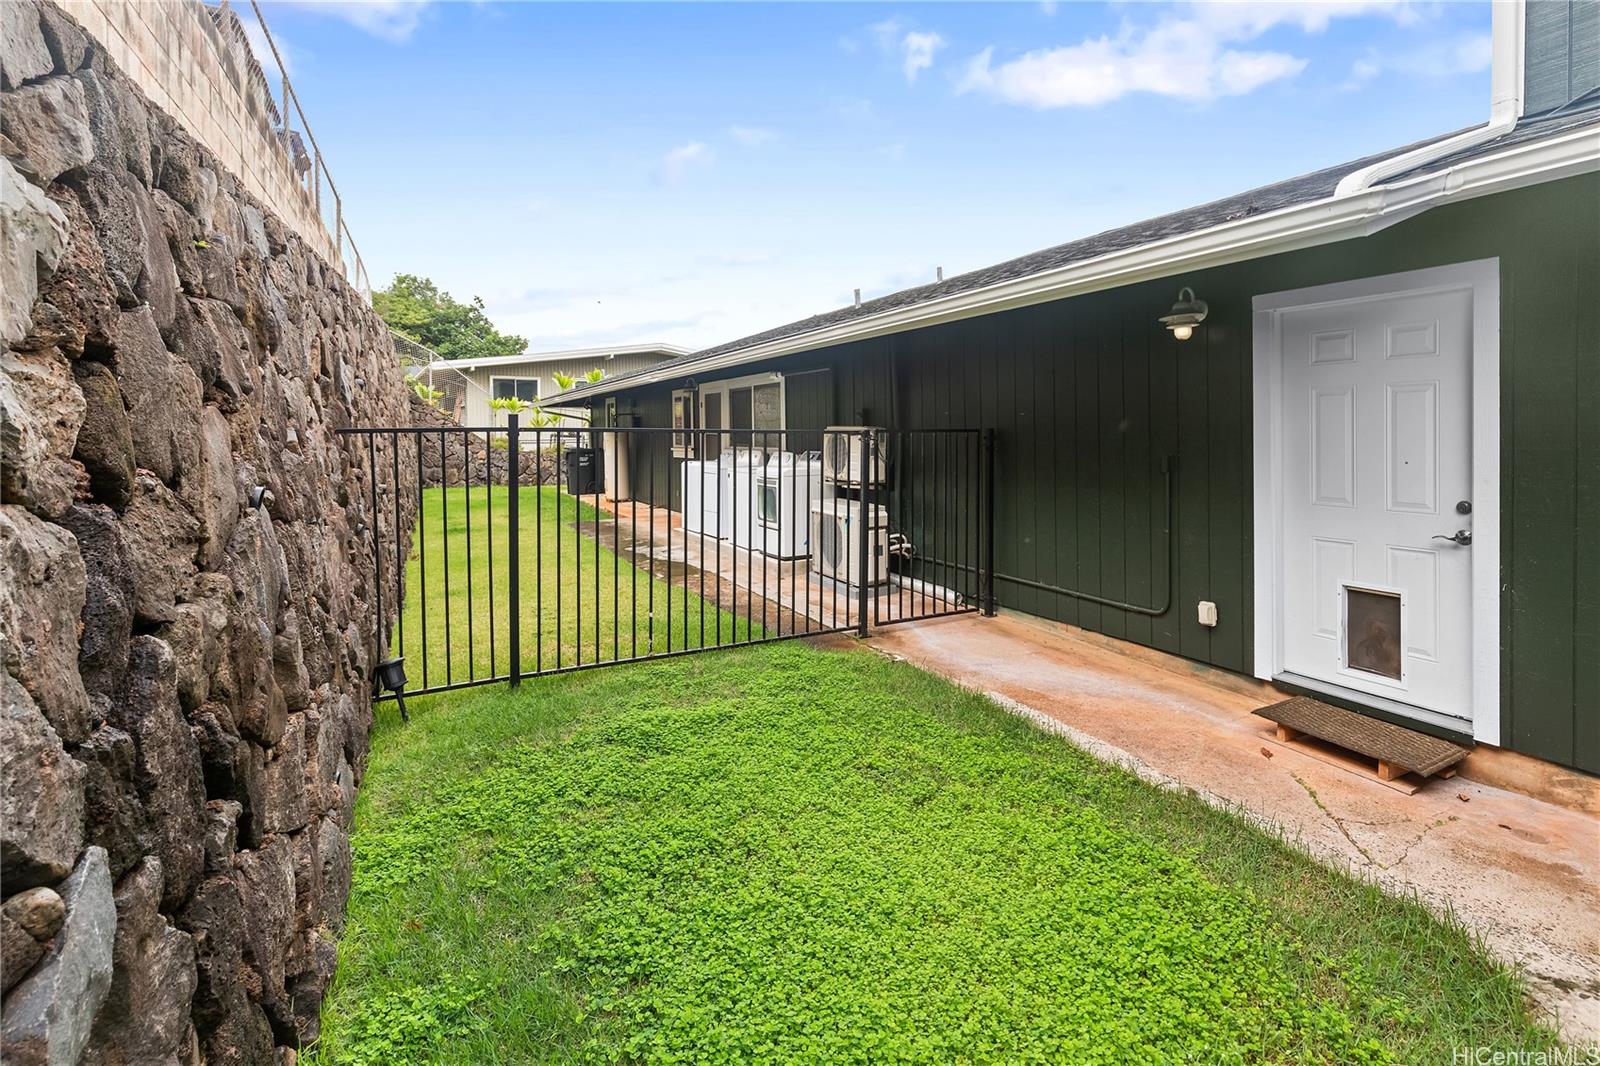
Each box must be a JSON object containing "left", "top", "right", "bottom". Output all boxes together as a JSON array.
[{"left": 250, "top": 1, "right": 1493, "bottom": 353}]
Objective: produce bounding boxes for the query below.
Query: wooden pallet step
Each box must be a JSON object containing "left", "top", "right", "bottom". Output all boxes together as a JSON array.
[{"left": 1254, "top": 696, "right": 1472, "bottom": 791}]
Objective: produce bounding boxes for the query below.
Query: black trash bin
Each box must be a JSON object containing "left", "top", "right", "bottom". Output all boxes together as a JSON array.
[{"left": 563, "top": 447, "right": 602, "bottom": 495}]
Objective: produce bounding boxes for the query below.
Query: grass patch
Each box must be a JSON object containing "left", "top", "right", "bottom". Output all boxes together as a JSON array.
[
  {"left": 314, "top": 642, "right": 1551, "bottom": 1064},
  {"left": 395, "top": 487, "right": 759, "bottom": 690}
]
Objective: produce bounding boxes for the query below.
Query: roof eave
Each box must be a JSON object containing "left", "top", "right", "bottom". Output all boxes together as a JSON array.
[
  {"left": 552, "top": 126, "right": 1599, "bottom": 407},
  {"left": 418, "top": 342, "right": 693, "bottom": 375}
]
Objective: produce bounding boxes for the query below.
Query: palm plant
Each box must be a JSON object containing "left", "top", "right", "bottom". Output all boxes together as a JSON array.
[
  {"left": 552, "top": 367, "right": 605, "bottom": 391},
  {"left": 408, "top": 377, "right": 445, "bottom": 406}
]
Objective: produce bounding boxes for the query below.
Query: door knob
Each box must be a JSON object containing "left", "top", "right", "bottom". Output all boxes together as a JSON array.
[{"left": 1432, "top": 529, "right": 1472, "bottom": 546}]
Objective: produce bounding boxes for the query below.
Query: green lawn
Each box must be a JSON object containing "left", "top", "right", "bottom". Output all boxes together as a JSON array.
[
  {"left": 312, "top": 642, "right": 1552, "bottom": 1064},
  {"left": 394, "top": 486, "right": 759, "bottom": 691}
]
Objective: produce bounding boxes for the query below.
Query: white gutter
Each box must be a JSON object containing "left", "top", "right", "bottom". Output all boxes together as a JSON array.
[
  {"left": 1334, "top": 0, "right": 1526, "bottom": 196},
  {"left": 554, "top": 121, "right": 1596, "bottom": 408}
]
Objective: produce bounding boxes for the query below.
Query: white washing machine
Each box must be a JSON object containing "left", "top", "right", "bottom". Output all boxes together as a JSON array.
[
  {"left": 757, "top": 452, "right": 823, "bottom": 558},
  {"left": 721, "top": 447, "right": 767, "bottom": 551},
  {"left": 681, "top": 455, "right": 730, "bottom": 538}
]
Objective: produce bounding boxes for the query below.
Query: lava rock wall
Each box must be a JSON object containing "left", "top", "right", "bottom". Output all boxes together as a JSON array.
[
  {"left": 2, "top": 3, "right": 415, "bottom": 1062},
  {"left": 408, "top": 392, "right": 559, "bottom": 488}
]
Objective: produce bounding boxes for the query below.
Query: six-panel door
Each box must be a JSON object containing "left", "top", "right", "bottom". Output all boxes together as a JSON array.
[{"left": 1279, "top": 287, "right": 1475, "bottom": 721}]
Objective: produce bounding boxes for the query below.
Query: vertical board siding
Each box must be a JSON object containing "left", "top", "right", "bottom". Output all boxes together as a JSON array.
[
  {"left": 1123, "top": 294, "right": 1155, "bottom": 649},
  {"left": 1207, "top": 280, "right": 1248, "bottom": 673},
  {"left": 595, "top": 174, "right": 1598, "bottom": 772},
  {"left": 1574, "top": 177, "right": 1600, "bottom": 772}
]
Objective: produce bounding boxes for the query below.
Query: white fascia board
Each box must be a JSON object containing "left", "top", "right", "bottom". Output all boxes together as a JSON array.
[
  {"left": 419, "top": 342, "right": 692, "bottom": 375},
  {"left": 555, "top": 125, "right": 1599, "bottom": 406}
]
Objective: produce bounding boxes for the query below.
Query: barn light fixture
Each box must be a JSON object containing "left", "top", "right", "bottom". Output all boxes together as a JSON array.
[
  {"left": 375, "top": 656, "right": 410, "bottom": 722},
  {"left": 1159, "top": 287, "right": 1208, "bottom": 341}
]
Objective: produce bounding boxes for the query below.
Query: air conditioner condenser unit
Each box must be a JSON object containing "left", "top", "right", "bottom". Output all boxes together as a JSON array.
[
  {"left": 807, "top": 499, "right": 888, "bottom": 587},
  {"left": 821, "top": 426, "right": 885, "bottom": 487}
]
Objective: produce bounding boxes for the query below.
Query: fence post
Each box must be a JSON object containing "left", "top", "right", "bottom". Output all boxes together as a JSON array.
[
  {"left": 981, "top": 428, "right": 996, "bottom": 617},
  {"left": 506, "top": 413, "right": 521, "bottom": 687},
  {"left": 857, "top": 429, "right": 871, "bottom": 638}
]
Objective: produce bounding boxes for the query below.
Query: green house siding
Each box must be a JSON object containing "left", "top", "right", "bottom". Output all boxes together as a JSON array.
[{"left": 603, "top": 173, "right": 1599, "bottom": 773}]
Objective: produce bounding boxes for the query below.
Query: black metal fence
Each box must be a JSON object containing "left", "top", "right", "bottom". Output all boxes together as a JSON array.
[{"left": 337, "top": 420, "right": 994, "bottom": 705}]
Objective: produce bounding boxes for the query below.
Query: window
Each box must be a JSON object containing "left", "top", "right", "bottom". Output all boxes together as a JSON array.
[
  {"left": 698, "top": 374, "right": 784, "bottom": 454},
  {"left": 753, "top": 381, "right": 781, "bottom": 449},
  {"left": 729, "top": 387, "right": 753, "bottom": 436},
  {"left": 491, "top": 377, "right": 538, "bottom": 403},
  {"left": 671, "top": 389, "right": 698, "bottom": 457}
]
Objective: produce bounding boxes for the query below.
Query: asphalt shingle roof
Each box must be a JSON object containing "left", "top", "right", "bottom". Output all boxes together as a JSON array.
[{"left": 562, "top": 111, "right": 1599, "bottom": 402}]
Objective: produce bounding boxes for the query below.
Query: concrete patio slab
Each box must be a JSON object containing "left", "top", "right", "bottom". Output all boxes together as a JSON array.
[
  {"left": 866, "top": 613, "right": 1600, "bottom": 1045},
  {"left": 593, "top": 498, "right": 974, "bottom": 634}
]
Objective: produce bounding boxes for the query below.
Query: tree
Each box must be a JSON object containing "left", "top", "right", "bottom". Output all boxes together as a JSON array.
[{"left": 373, "top": 274, "right": 527, "bottom": 361}]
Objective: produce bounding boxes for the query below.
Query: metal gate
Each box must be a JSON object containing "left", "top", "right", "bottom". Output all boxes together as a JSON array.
[{"left": 338, "top": 420, "right": 994, "bottom": 707}]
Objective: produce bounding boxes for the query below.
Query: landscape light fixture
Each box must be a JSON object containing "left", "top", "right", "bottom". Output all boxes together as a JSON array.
[
  {"left": 249, "top": 485, "right": 274, "bottom": 511},
  {"left": 1159, "top": 287, "right": 1208, "bottom": 341},
  {"left": 375, "top": 656, "right": 409, "bottom": 722}
]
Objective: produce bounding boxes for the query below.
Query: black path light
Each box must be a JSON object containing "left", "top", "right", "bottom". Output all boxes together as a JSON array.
[
  {"left": 375, "top": 656, "right": 409, "bottom": 722},
  {"left": 1159, "top": 286, "right": 1209, "bottom": 341}
]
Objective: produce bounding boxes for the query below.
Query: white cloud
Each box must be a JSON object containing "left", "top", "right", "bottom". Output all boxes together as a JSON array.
[
  {"left": 711, "top": 250, "right": 773, "bottom": 266},
  {"left": 870, "top": 18, "right": 904, "bottom": 54},
  {"left": 1343, "top": 31, "right": 1492, "bottom": 89},
  {"left": 271, "top": 1, "right": 431, "bottom": 44},
  {"left": 959, "top": 1, "right": 1416, "bottom": 108},
  {"left": 833, "top": 97, "right": 875, "bottom": 122},
  {"left": 656, "top": 141, "right": 711, "bottom": 184},
  {"left": 1346, "top": 54, "right": 1383, "bottom": 88},
  {"left": 1187, "top": 1, "right": 1421, "bottom": 36},
  {"left": 859, "top": 18, "right": 946, "bottom": 83},
  {"left": 1039, "top": 1, "right": 1058, "bottom": 16},
  {"left": 901, "top": 31, "right": 946, "bottom": 82},
  {"left": 729, "top": 125, "right": 777, "bottom": 147},
  {"left": 1452, "top": 33, "right": 1494, "bottom": 73}
]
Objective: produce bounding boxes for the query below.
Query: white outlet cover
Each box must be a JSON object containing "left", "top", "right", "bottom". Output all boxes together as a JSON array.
[{"left": 1197, "top": 600, "right": 1219, "bottom": 627}]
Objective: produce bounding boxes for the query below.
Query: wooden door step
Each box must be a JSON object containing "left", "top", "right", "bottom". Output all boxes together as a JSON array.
[{"left": 1253, "top": 696, "right": 1472, "bottom": 794}]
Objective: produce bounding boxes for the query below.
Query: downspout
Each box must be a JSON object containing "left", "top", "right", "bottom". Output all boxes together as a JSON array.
[{"left": 1334, "top": 0, "right": 1525, "bottom": 197}]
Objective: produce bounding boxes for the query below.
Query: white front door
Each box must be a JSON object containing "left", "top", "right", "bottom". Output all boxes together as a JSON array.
[{"left": 1277, "top": 284, "right": 1478, "bottom": 721}]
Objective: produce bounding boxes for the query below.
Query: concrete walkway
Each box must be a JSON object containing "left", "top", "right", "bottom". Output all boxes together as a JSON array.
[{"left": 866, "top": 614, "right": 1600, "bottom": 1045}]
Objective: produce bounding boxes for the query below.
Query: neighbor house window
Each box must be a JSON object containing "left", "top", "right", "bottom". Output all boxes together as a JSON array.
[
  {"left": 491, "top": 377, "right": 539, "bottom": 403},
  {"left": 672, "top": 389, "right": 698, "bottom": 457}
]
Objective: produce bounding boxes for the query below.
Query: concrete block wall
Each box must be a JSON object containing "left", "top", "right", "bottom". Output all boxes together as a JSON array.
[{"left": 51, "top": 0, "right": 347, "bottom": 276}]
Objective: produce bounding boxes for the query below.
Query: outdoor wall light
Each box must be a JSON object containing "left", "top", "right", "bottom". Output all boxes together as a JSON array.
[
  {"left": 1159, "top": 287, "right": 1209, "bottom": 340},
  {"left": 249, "top": 485, "right": 274, "bottom": 511},
  {"left": 375, "top": 656, "right": 409, "bottom": 722}
]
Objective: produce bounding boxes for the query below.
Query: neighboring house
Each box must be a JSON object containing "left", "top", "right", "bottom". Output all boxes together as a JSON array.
[
  {"left": 408, "top": 343, "right": 689, "bottom": 428},
  {"left": 551, "top": 1, "right": 1600, "bottom": 775}
]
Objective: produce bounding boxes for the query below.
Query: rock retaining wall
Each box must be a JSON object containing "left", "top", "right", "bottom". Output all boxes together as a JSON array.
[
  {"left": 1, "top": 4, "right": 414, "bottom": 1062},
  {"left": 409, "top": 393, "right": 560, "bottom": 488}
]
